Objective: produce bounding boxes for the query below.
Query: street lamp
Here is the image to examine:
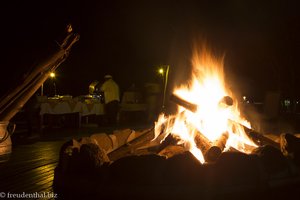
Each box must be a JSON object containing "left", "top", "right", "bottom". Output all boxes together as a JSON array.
[
  {"left": 158, "top": 68, "right": 164, "bottom": 75},
  {"left": 50, "top": 72, "right": 57, "bottom": 96},
  {"left": 158, "top": 65, "right": 170, "bottom": 111},
  {"left": 50, "top": 72, "right": 56, "bottom": 78},
  {"left": 40, "top": 72, "right": 56, "bottom": 96}
]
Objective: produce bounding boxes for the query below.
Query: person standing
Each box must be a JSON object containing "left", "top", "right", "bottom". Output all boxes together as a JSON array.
[{"left": 100, "top": 75, "right": 120, "bottom": 126}]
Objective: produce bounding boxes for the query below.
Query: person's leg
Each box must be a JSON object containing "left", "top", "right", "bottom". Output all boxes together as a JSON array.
[
  {"left": 106, "top": 101, "right": 115, "bottom": 126},
  {"left": 106, "top": 101, "right": 118, "bottom": 126},
  {"left": 110, "top": 101, "right": 119, "bottom": 125},
  {"left": 104, "top": 103, "right": 110, "bottom": 125}
]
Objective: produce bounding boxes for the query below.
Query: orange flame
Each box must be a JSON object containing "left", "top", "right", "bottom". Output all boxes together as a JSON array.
[{"left": 154, "top": 46, "right": 257, "bottom": 163}]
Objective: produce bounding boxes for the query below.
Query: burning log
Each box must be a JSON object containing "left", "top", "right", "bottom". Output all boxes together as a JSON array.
[
  {"left": 212, "top": 132, "right": 229, "bottom": 151},
  {"left": 194, "top": 130, "right": 229, "bottom": 162},
  {"left": 108, "top": 113, "right": 183, "bottom": 161},
  {"left": 170, "top": 94, "right": 197, "bottom": 112},
  {"left": 218, "top": 95, "right": 233, "bottom": 107},
  {"left": 207, "top": 132, "right": 229, "bottom": 161},
  {"left": 233, "top": 122, "right": 280, "bottom": 149},
  {"left": 156, "top": 134, "right": 182, "bottom": 155},
  {"left": 170, "top": 94, "right": 231, "bottom": 162},
  {"left": 170, "top": 93, "right": 280, "bottom": 149},
  {"left": 194, "top": 130, "right": 212, "bottom": 153},
  {"left": 158, "top": 145, "right": 186, "bottom": 158}
]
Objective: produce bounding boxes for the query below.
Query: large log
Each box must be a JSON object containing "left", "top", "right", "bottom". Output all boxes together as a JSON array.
[
  {"left": 206, "top": 132, "right": 229, "bottom": 162},
  {"left": 170, "top": 94, "right": 197, "bottom": 112},
  {"left": 194, "top": 130, "right": 212, "bottom": 156},
  {"left": 194, "top": 129, "right": 228, "bottom": 162},
  {"left": 235, "top": 121, "right": 280, "bottom": 149}
]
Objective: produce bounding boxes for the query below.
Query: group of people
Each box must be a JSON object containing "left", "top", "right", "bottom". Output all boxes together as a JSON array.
[{"left": 99, "top": 75, "right": 120, "bottom": 126}]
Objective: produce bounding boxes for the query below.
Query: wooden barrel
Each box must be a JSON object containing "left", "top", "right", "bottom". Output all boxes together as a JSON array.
[{"left": 0, "top": 121, "right": 15, "bottom": 163}]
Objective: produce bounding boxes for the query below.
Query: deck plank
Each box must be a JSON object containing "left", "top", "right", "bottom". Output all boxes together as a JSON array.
[
  {"left": 0, "top": 137, "right": 67, "bottom": 198},
  {"left": 2, "top": 164, "right": 56, "bottom": 191}
]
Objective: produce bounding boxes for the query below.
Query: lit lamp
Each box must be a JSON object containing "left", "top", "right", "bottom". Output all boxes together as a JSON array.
[
  {"left": 49, "top": 72, "right": 57, "bottom": 96},
  {"left": 158, "top": 65, "right": 170, "bottom": 111},
  {"left": 40, "top": 72, "right": 56, "bottom": 96},
  {"left": 158, "top": 68, "right": 164, "bottom": 75},
  {"left": 50, "top": 72, "right": 56, "bottom": 78}
]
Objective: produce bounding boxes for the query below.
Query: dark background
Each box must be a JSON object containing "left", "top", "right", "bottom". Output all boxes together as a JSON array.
[{"left": 0, "top": 0, "right": 299, "bottom": 102}]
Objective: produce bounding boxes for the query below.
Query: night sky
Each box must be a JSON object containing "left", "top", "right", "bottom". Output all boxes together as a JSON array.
[{"left": 1, "top": 0, "right": 299, "bottom": 101}]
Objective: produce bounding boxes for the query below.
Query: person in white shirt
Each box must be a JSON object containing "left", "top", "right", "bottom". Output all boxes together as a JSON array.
[{"left": 100, "top": 75, "right": 120, "bottom": 126}]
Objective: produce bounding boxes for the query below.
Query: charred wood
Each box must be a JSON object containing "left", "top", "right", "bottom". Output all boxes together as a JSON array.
[
  {"left": 194, "top": 130, "right": 213, "bottom": 155},
  {"left": 205, "top": 132, "right": 229, "bottom": 162},
  {"left": 239, "top": 124, "right": 280, "bottom": 149},
  {"left": 158, "top": 145, "right": 186, "bottom": 158},
  {"left": 194, "top": 130, "right": 228, "bottom": 162},
  {"left": 156, "top": 134, "right": 182, "bottom": 154},
  {"left": 218, "top": 95, "right": 233, "bottom": 107},
  {"left": 170, "top": 94, "right": 197, "bottom": 112}
]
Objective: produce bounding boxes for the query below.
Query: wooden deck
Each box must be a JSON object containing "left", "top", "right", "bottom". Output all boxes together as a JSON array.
[
  {"left": 0, "top": 123, "right": 151, "bottom": 200},
  {"left": 0, "top": 139, "right": 65, "bottom": 199}
]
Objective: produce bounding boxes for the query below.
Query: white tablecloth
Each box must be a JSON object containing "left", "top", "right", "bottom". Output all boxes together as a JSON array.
[
  {"left": 40, "top": 101, "right": 105, "bottom": 116},
  {"left": 120, "top": 103, "right": 148, "bottom": 112}
]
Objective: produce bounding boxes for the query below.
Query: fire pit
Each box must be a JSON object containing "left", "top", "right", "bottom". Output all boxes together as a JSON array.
[{"left": 53, "top": 47, "right": 300, "bottom": 199}]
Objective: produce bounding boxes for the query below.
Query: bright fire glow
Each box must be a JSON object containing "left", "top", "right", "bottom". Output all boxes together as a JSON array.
[{"left": 154, "top": 46, "right": 257, "bottom": 163}]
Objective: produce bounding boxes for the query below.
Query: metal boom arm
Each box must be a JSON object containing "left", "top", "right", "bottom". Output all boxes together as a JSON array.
[{"left": 0, "top": 26, "right": 80, "bottom": 121}]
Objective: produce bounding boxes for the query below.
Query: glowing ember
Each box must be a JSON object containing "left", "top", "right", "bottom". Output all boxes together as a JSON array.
[{"left": 154, "top": 46, "right": 257, "bottom": 163}]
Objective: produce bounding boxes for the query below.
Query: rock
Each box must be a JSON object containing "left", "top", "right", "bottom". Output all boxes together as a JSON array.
[
  {"left": 108, "top": 154, "right": 167, "bottom": 185},
  {"left": 79, "top": 143, "right": 109, "bottom": 171},
  {"left": 252, "top": 145, "right": 289, "bottom": 176},
  {"left": 280, "top": 133, "right": 300, "bottom": 166},
  {"left": 214, "top": 151, "right": 261, "bottom": 187}
]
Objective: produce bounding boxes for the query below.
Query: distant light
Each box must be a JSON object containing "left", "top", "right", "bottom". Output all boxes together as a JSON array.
[
  {"left": 284, "top": 99, "right": 291, "bottom": 107},
  {"left": 50, "top": 72, "right": 56, "bottom": 78},
  {"left": 158, "top": 68, "right": 164, "bottom": 75},
  {"left": 243, "top": 96, "right": 247, "bottom": 101},
  {"left": 67, "top": 24, "right": 73, "bottom": 33}
]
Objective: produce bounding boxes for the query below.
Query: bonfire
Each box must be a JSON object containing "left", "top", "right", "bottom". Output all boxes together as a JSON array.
[
  {"left": 153, "top": 46, "right": 258, "bottom": 163},
  {"left": 53, "top": 44, "right": 300, "bottom": 200}
]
